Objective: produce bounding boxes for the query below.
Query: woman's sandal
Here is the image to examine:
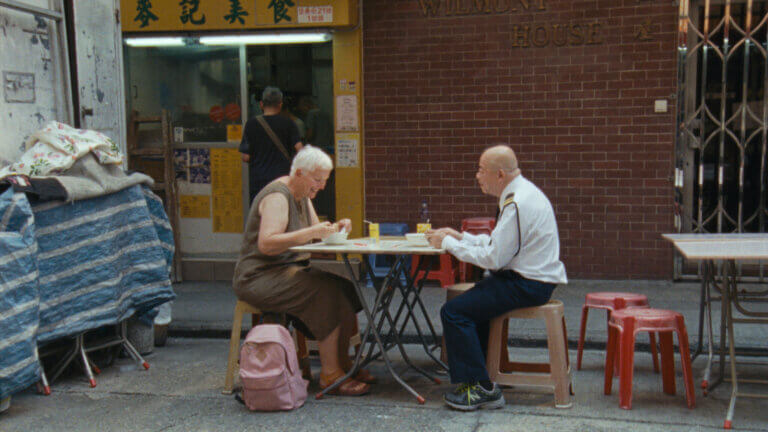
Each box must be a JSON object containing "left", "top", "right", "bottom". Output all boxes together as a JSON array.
[
  {"left": 352, "top": 368, "right": 377, "bottom": 384},
  {"left": 319, "top": 370, "right": 370, "bottom": 396}
]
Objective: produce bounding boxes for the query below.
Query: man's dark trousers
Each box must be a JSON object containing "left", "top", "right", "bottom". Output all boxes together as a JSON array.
[{"left": 441, "top": 270, "right": 556, "bottom": 384}]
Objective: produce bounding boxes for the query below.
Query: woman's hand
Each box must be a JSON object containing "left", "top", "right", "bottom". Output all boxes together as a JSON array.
[
  {"left": 335, "top": 218, "right": 352, "bottom": 233},
  {"left": 312, "top": 221, "right": 338, "bottom": 240}
]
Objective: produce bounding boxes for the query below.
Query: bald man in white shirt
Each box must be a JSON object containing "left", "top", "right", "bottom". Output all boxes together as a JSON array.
[{"left": 426, "top": 145, "right": 567, "bottom": 411}]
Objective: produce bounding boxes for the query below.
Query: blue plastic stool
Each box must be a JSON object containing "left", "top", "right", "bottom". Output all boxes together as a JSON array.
[{"left": 367, "top": 222, "right": 409, "bottom": 286}]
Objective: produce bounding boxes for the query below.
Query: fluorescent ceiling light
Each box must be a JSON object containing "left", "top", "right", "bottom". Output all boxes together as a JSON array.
[
  {"left": 125, "top": 37, "right": 185, "bottom": 47},
  {"left": 200, "top": 32, "right": 331, "bottom": 45}
]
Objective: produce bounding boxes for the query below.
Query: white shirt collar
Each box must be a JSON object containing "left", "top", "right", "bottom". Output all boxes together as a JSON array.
[{"left": 498, "top": 174, "right": 524, "bottom": 209}]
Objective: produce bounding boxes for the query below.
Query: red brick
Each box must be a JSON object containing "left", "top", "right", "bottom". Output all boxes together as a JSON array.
[{"left": 363, "top": 0, "right": 678, "bottom": 279}]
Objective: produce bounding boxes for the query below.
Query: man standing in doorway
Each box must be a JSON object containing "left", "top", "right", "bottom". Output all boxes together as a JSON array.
[
  {"left": 426, "top": 144, "right": 567, "bottom": 411},
  {"left": 240, "top": 87, "right": 303, "bottom": 206}
]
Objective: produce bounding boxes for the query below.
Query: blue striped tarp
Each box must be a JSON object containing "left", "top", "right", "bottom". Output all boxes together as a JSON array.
[
  {"left": 32, "top": 185, "right": 175, "bottom": 343},
  {"left": 0, "top": 188, "right": 41, "bottom": 400}
]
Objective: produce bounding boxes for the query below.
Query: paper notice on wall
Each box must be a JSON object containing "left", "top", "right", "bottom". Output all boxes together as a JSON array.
[
  {"left": 227, "top": 124, "right": 243, "bottom": 143},
  {"left": 336, "top": 133, "right": 359, "bottom": 168},
  {"left": 298, "top": 6, "right": 332, "bottom": 23},
  {"left": 179, "top": 195, "right": 211, "bottom": 218},
  {"left": 335, "top": 95, "right": 358, "bottom": 132},
  {"left": 210, "top": 148, "right": 243, "bottom": 233}
]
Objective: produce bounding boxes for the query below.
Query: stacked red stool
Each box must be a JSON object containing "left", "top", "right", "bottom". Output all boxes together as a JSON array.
[
  {"left": 577, "top": 292, "right": 660, "bottom": 374},
  {"left": 458, "top": 217, "right": 496, "bottom": 282},
  {"left": 604, "top": 308, "right": 695, "bottom": 410},
  {"left": 411, "top": 254, "right": 456, "bottom": 288}
]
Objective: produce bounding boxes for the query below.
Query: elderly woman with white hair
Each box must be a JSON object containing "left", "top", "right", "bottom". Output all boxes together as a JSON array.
[{"left": 233, "top": 145, "right": 372, "bottom": 396}]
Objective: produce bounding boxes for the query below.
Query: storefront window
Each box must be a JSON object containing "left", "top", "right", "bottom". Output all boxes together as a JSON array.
[{"left": 124, "top": 45, "right": 241, "bottom": 142}]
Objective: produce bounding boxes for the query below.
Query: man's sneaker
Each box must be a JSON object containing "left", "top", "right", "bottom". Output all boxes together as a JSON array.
[{"left": 443, "top": 383, "right": 505, "bottom": 411}]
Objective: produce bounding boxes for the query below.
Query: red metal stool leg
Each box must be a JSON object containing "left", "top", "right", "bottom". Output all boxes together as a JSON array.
[
  {"left": 658, "top": 331, "right": 676, "bottom": 396},
  {"left": 577, "top": 304, "right": 589, "bottom": 370},
  {"left": 618, "top": 318, "right": 636, "bottom": 410}
]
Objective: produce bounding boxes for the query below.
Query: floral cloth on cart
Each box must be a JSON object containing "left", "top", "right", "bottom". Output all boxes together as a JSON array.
[{"left": 0, "top": 121, "right": 122, "bottom": 179}]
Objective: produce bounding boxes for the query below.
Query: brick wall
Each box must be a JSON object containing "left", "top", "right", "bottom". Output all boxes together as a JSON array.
[{"left": 362, "top": 0, "right": 678, "bottom": 279}]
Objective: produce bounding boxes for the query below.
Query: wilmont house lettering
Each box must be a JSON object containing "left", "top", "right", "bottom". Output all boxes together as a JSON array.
[{"left": 418, "top": 0, "right": 547, "bottom": 16}]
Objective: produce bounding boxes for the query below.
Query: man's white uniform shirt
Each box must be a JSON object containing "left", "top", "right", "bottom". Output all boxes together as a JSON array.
[{"left": 441, "top": 175, "right": 567, "bottom": 285}]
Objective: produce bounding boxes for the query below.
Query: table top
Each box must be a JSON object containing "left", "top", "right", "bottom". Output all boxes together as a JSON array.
[
  {"left": 290, "top": 237, "right": 445, "bottom": 255},
  {"left": 662, "top": 233, "right": 768, "bottom": 260}
]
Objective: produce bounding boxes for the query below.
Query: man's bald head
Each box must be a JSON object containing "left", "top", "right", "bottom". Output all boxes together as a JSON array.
[
  {"left": 481, "top": 145, "right": 519, "bottom": 174},
  {"left": 476, "top": 145, "right": 522, "bottom": 197}
]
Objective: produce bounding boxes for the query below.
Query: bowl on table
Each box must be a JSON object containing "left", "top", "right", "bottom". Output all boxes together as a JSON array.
[
  {"left": 323, "top": 230, "right": 349, "bottom": 245},
  {"left": 405, "top": 233, "right": 429, "bottom": 246}
]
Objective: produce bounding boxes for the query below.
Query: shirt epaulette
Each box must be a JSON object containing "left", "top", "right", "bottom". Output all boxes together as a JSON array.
[{"left": 502, "top": 193, "right": 516, "bottom": 210}]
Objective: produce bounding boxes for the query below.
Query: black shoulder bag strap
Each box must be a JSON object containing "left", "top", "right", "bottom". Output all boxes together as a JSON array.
[{"left": 255, "top": 115, "right": 291, "bottom": 162}]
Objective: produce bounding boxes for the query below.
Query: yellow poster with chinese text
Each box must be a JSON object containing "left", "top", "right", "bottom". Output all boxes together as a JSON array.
[
  {"left": 227, "top": 124, "right": 243, "bottom": 143},
  {"left": 179, "top": 195, "right": 211, "bottom": 218},
  {"left": 210, "top": 148, "right": 243, "bottom": 233}
]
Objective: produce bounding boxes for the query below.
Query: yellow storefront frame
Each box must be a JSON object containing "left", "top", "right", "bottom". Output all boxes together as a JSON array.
[
  {"left": 122, "top": 0, "right": 357, "bottom": 32},
  {"left": 121, "top": 0, "right": 365, "bottom": 237}
]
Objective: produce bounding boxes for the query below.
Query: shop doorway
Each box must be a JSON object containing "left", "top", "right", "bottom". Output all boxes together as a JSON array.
[
  {"left": 246, "top": 43, "right": 336, "bottom": 220},
  {"left": 675, "top": 0, "right": 768, "bottom": 278}
]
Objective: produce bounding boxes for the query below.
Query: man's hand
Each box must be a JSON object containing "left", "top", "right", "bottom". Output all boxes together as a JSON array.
[
  {"left": 435, "top": 227, "right": 462, "bottom": 240},
  {"left": 426, "top": 229, "right": 448, "bottom": 248},
  {"left": 312, "top": 221, "right": 337, "bottom": 240},
  {"left": 240, "top": 152, "right": 250, "bottom": 163},
  {"left": 335, "top": 218, "right": 352, "bottom": 233}
]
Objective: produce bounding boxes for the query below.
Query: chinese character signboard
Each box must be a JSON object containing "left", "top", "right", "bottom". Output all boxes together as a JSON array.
[{"left": 121, "top": 0, "right": 356, "bottom": 32}]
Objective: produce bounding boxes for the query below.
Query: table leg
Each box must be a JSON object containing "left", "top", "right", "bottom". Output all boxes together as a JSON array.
[
  {"left": 723, "top": 260, "right": 739, "bottom": 429},
  {"left": 717, "top": 262, "right": 728, "bottom": 390},
  {"left": 317, "top": 254, "right": 426, "bottom": 403},
  {"left": 694, "top": 268, "right": 706, "bottom": 360},
  {"left": 388, "top": 255, "right": 447, "bottom": 371},
  {"left": 702, "top": 260, "right": 716, "bottom": 392},
  {"left": 394, "top": 256, "right": 448, "bottom": 371}
]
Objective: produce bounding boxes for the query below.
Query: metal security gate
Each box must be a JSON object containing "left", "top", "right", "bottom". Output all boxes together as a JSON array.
[{"left": 675, "top": 0, "right": 768, "bottom": 279}]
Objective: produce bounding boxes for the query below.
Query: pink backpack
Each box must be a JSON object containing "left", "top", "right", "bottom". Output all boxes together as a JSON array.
[{"left": 239, "top": 324, "right": 308, "bottom": 411}]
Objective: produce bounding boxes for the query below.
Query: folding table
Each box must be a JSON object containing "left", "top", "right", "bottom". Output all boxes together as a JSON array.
[
  {"left": 662, "top": 233, "right": 768, "bottom": 428},
  {"left": 291, "top": 237, "right": 448, "bottom": 403}
]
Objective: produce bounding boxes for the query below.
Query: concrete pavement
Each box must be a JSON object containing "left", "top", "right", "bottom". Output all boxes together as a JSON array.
[
  {"left": 3, "top": 277, "right": 768, "bottom": 431},
  {"left": 3, "top": 338, "right": 767, "bottom": 431}
]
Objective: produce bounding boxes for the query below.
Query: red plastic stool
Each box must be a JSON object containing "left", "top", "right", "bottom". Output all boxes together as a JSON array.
[
  {"left": 577, "top": 292, "right": 659, "bottom": 374},
  {"left": 604, "top": 308, "right": 695, "bottom": 410},
  {"left": 411, "top": 254, "right": 456, "bottom": 288},
  {"left": 459, "top": 217, "right": 496, "bottom": 281}
]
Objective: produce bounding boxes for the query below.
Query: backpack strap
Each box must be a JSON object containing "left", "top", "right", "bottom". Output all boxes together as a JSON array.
[{"left": 255, "top": 115, "right": 292, "bottom": 162}]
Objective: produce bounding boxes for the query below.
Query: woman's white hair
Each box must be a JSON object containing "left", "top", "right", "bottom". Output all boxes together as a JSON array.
[{"left": 290, "top": 145, "right": 333, "bottom": 176}]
